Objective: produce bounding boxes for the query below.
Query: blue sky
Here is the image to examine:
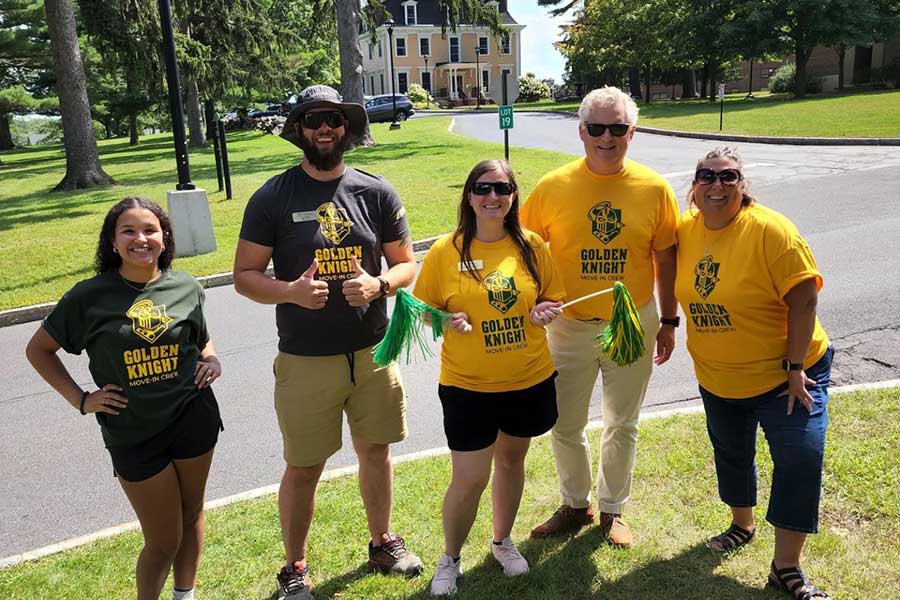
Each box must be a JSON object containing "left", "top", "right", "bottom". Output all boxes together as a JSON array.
[{"left": 513, "top": 1, "right": 570, "bottom": 83}]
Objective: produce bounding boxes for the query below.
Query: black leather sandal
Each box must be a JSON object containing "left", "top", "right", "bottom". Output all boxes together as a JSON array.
[
  {"left": 705, "top": 523, "right": 755, "bottom": 552},
  {"left": 768, "top": 561, "right": 830, "bottom": 600}
]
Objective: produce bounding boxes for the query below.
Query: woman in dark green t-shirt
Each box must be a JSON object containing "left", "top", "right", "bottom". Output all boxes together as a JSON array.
[{"left": 26, "top": 197, "right": 222, "bottom": 600}]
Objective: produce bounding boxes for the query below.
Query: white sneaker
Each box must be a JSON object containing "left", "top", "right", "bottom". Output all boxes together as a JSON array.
[
  {"left": 430, "top": 553, "right": 462, "bottom": 595},
  {"left": 491, "top": 537, "right": 529, "bottom": 576}
]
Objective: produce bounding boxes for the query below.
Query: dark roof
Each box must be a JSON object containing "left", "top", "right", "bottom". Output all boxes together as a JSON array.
[{"left": 381, "top": 0, "right": 519, "bottom": 27}]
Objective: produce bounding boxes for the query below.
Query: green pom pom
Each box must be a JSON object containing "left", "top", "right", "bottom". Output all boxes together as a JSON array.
[
  {"left": 373, "top": 289, "right": 451, "bottom": 366},
  {"left": 597, "top": 282, "right": 645, "bottom": 367}
]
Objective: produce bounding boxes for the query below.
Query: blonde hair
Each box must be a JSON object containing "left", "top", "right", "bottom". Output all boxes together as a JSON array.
[{"left": 578, "top": 86, "right": 639, "bottom": 127}]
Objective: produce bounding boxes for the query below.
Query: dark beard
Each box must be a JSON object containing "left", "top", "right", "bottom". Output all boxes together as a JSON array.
[{"left": 298, "top": 130, "right": 347, "bottom": 171}]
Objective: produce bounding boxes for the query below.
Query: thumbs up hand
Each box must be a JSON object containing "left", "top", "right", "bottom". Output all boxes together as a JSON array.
[
  {"left": 342, "top": 255, "right": 382, "bottom": 307},
  {"left": 289, "top": 258, "right": 329, "bottom": 309}
]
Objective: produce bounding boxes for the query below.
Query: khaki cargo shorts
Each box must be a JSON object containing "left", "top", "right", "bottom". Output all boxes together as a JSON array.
[{"left": 273, "top": 347, "right": 407, "bottom": 467}]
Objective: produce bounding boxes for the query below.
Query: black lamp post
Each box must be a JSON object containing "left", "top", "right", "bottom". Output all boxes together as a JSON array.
[
  {"left": 423, "top": 54, "right": 430, "bottom": 109},
  {"left": 746, "top": 58, "right": 755, "bottom": 99},
  {"left": 475, "top": 45, "right": 481, "bottom": 109},
  {"left": 158, "top": 0, "right": 194, "bottom": 190},
  {"left": 385, "top": 18, "right": 400, "bottom": 130}
]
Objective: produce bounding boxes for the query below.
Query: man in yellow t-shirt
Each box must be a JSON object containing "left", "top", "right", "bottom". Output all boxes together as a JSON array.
[{"left": 521, "top": 86, "right": 679, "bottom": 547}]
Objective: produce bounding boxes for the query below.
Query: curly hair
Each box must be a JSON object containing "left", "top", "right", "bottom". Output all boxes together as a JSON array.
[
  {"left": 94, "top": 197, "right": 175, "bottom": 274},
  {"left": 452, "top": 159, "right": 542, "bottom": 291}
]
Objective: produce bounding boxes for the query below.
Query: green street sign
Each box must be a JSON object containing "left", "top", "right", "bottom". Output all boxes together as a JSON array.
[{"left": 499, "top": 105, "right": 514, "bottom": 130}]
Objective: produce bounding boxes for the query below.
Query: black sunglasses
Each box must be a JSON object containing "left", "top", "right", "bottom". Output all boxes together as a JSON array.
[
  {"left": 695, "top": 168, "right": 743, "bottom": 186},
  {"left": 584, "top": 122, "right": 630, "bottom": 137},
  {"left": 472, "top": 181, "right": 515, "bottom": 196},
  {"left": 301, "top": 111, "right": 345, "bottom": 130}
]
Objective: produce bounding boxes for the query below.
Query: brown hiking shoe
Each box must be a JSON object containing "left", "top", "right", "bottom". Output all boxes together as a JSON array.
[
  {"left": 599, "top": 512, "right": 633, "bottom": 547},
  {"left": 368, "top": 533, "right": 424, "bottom": 576},
  {"left": 530, "top": 504, "right": 596, "bottom": 538}
]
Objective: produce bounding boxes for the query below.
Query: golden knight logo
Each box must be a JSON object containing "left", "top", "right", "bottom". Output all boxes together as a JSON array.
[
  {"left": 126, "top": 299, "right": 173, "bottom": 344},
  {"left": 588, "top": 201, "right": 624, "bottom": 244},
  {"left": 694, "top": 255, "right": 721, "bottom": 300},
  {"left": 316, "top": 202, "right": 354, "bottom": 245},
  {"left": 483, "top": 270, "right": 521, "bottom": 314}
]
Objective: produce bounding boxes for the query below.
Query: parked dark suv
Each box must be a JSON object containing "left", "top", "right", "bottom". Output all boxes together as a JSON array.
[{"left": 365, "top": 94, "right": 415, "bottom": 123}]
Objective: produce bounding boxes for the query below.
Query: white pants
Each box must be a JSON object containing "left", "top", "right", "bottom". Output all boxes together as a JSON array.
[{"left": 547, "top": 299, "right": 659, "bottom": 514}]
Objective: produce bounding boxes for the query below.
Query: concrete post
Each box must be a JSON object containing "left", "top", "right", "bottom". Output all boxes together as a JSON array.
[{"left": 166, "top": 188, "right": 217, "bottom": 257}]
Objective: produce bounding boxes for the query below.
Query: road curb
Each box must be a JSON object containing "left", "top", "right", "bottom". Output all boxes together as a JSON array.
[
  {"left": 424, "top": 108, "right": 900, "bottom": 146},
  {"left": 0, "top": 237, "right": 444, "bottom": 329},
  {"left": 3, "top": 379, "right": 897, "bottom": 569}
]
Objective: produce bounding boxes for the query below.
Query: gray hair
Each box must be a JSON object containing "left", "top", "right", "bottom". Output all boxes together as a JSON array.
[
  {"left": 578, "top": 86, "right": 639, "bottom": 127},
  {"left": 695, "top": 146, "right": 744, "bottom": 171},
  {"left": 691, "top": 145, "right": 757, "bottom": 207}
]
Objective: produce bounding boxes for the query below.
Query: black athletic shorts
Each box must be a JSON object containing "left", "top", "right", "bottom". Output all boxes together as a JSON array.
[
  {"left": 107, "top": 387, "right": 223, "bottom": 483},
  {"left": 438, "top": 372, "right": 558, "bottom": 452}
]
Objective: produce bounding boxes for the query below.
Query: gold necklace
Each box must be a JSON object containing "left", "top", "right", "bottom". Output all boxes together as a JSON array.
[{"left": 118, "top": 270, "right": 160, "bottom": 292}]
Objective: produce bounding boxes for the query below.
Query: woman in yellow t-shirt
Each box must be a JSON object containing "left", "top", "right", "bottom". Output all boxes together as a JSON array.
[
  {"left": 415, "top": 159, "right": 566, "bottom": 596},
  {"left": 676, "top": 147, "right": 832, "bottom": 600}
]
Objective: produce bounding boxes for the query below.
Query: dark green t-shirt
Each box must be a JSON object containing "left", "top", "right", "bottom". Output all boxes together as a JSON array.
[{"left": 43, "top": 270, "right": 210, "bottom": 447}]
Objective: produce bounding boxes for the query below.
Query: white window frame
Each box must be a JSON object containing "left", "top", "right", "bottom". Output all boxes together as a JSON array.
[
  {"left": 449, "top": 35, "right": 460, "bottom": 63},
  {"left": 420, "top": 69, "right": 432, "bottom": 92},
  {"left": 482, "top": 69, "right": 490, "bottom": 93},
  {"left": 403, "top": 1, "right": 417, "bottom": 26},
  {"left": 397, "top": 70, "right": 411, "bottom": 94},
  {"left": 368, "top": 43, "right": 373, "bottom": 61},
  {"left": 500, "top": 32, "right": 511, "bottom": 55},
  {"left": 380, "top": 72, "right": 385, "bottom": 94},
  {"left": 370, "top": 75, "right": 375, "bottom": 95},
  {"left": 378, "top": 38, "right": 383, "bottom": 57},
  {"left": 418, "top": 35, "right": 430, "bottom": 57},
  {"left": 478, "top": 36, "right": 489, "bottom": 56},
  {"left": 396, "top": 36, "right": 407, "bottom": 57}
]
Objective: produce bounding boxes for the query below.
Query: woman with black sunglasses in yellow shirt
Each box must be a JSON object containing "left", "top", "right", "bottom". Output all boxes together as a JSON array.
[
  {"left": 675, "top": 147, "right": 832, "bottom": 600},
  {"left": 415, "top": 159, "right": 566, "bottom": 596}
]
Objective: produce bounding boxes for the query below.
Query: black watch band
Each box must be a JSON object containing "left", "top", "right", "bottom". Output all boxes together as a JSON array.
[
  {"left": 782, "top": 359, "right": 804, "bottom": 372},
  {"left": 377, "top": 276, "right": 390, "bottom": 298},
  {"left": 660, "top": 316, "right": 680, "bottom": 327}
]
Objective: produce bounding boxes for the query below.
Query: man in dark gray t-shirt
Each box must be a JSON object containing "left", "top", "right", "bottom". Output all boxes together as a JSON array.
[{"left": 233, "top": 85, "right": 422, "bottom": 599}]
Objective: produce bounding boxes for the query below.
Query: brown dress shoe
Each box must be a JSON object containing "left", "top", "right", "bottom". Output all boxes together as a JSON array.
[
  {"left": 530, "top": 504, "right": 596, "bottom": 538},
  {"left": 599, "top": 512, "right": 633, "bottom": 547}
]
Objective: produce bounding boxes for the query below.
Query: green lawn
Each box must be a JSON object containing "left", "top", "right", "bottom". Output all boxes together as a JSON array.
[
  {"left": 466, "top": 89, "right": 900, "bottom": 138},
  {"left": 2, "top": 386, "right": 897, "bottom": 599},
  {"left": 0, "top": 119, "right": 574, "bottom": 311}
]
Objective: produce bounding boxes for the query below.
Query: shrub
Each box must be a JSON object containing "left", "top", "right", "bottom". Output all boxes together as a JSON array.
[
  {"left": 406, "top": 83, "right": 433, "bottom": 106},
  {"left": 517, "top": 74, "right": 551, "bottom": 102},
  {"left": 872, "top": 55, "right": 900, "bottom": 87},
  {"left": 768, "top": 63, "right": 822, "bottom": 94}
]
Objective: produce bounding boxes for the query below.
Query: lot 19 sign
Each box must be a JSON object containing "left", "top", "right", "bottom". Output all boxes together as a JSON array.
[{"left": 499, "top": 105, "right": 514, "bottom": 130}]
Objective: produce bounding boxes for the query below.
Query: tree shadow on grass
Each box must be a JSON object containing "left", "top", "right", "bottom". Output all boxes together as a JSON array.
[
  {"left": 259, "top": 564, "right": 371, "bottom": 600},
  {"left": 0, "top": 264, "right": 93, "bottom": 295},
  {"left": 394, "top": 535, "right": 765, "bottom": 600}
]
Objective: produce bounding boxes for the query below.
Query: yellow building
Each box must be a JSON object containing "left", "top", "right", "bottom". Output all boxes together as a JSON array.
[{"left": 359, "top": 0, "right": 525, "bottom": 104}]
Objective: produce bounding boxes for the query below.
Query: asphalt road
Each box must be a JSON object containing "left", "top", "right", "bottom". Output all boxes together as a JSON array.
[{"left": 2, "top": 113, "right": 899, "bottom": 559}]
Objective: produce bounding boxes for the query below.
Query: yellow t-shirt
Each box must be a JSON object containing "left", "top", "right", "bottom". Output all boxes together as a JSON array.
[
  {"left": 675, "top": 204, "right": 830, "bottom": 399},
  {"left": 521, "top": 157, "right": 679, "bottom": 320},
  {"left": 413, "top": 230, "right": 566, "bottom": 392}
]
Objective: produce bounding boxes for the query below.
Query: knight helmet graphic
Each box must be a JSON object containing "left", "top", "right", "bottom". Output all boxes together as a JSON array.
[
  {"left": 316, "top": 202, "right": 353, "bottom": 245},
  {"left": 483, "top": 270, "right": 521, "bottom": 314},
  {"left": 694, "top": 255, "right": 721, "bottom": 300},
  {"left": 588, "top": 201, "right": 624, "bottom": 244},
  {"left": 126, "top": 299, "right": 173, "bottom": 344}
]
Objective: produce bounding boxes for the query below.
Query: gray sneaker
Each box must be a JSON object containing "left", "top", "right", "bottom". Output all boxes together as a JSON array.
[
  {"left": 276, "top": 562, "right": 312, "bottom": 599},
  {"left": 368, "top": 533, "right": 424, "bottom": 576},
  {"left": 491, "top": 537, "right": 529, "bottom": 576}
]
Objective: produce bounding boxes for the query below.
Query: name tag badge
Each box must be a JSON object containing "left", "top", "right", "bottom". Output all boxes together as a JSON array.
[
  {"left": 292, "top": 210, "right": 318, "bottom": 223},
  {"left": 458, "top": 259, "right": 484, "bottom": 272}
]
